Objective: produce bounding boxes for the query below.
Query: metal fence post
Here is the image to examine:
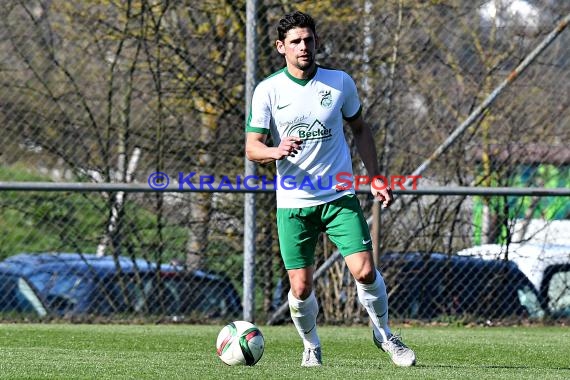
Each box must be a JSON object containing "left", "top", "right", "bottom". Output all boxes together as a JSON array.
[{"left": 243, "top": 0, "right": 259, "bottom": 322}]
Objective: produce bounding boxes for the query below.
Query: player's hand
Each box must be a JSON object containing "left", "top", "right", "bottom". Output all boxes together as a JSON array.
[
  {"left": 371, "top": 177, "right": 394, "bottom": 208},
  {"left": 276, "top": 136, "right": 302, "bottom": 159}
]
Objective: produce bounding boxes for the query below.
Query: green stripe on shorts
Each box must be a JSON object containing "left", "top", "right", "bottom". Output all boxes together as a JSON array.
[{"left": 276, "top": 194, "right": 372, "bottom": 270}]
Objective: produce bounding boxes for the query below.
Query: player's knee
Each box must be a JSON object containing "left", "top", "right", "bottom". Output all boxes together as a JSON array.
[
  {"left": 288, "top": 269, "right": 314, "bottom": 299},
  {"left": 290, "top": 283, "right": 313, "bottom": 300},
  {"left": 353, "top": 268, "right": 376, "bottom": 284}
]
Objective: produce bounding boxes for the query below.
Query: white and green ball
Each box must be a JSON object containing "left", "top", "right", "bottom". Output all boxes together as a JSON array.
[{"left": 216, "top": 321, "right": 265, "bottom": 366}]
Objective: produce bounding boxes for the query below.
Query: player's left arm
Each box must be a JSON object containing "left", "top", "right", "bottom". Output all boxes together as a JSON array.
[{"left": 347, "top": 116, "right": 394, "bottom": 208}]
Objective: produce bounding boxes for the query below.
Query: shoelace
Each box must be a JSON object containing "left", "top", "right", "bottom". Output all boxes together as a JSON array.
[
  {"left": 387, "top": 334, "right": 410, "bottom": 353},
  {"left": 304, "top": 348, "right": 321, "bottom": 362}
]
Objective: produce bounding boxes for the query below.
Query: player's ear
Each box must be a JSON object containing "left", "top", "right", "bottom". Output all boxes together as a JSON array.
[{"left": 276, "top": 39, "right": 285, "bottom": 55}]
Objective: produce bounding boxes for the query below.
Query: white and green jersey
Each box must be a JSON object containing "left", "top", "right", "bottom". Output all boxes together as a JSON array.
[{"left": 246, "top": 66, "right": 362, "bottom": 208}]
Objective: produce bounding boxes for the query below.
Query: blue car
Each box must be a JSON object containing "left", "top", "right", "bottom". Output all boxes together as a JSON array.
[
  {"left": 268, "top": 252, "right": 546, "bottom": 324},
  {"left": 379, "top": 253, "right": 545, "bottom": 319},
  {"left": 0, "top": 270, "right": 47, "bottom": 317},
  {"left": 0, "top": 253, "right": 242, "bottom": 319}
]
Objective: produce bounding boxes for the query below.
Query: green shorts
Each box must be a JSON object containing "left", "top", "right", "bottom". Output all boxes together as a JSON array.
[{"left": 276, "top": 194, "right": 372, "bottom": 270}]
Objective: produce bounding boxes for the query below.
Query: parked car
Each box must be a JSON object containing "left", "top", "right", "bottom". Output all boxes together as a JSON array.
[
  {"left": 0, "top": 253, "right": 242, "bottom": 319},
  {"left": 379, "top": 253, "right": 545, "bottom": 320},
  {"left": 457, "top": 243, "right": 570, "bottom": 317},
  {"left": 268, "top": 252, "right": 545, "bottom": 324},
  {"left": 152, "top": 269, "right": 242, "bottom": 319},
  {"left": 0, "top": 270, "right": 47, "bottom": 317}
]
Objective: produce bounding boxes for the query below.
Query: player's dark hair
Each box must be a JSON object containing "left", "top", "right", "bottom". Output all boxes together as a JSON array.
[{"left": 277, "top": 11, "right": 316, "bottom": 41}]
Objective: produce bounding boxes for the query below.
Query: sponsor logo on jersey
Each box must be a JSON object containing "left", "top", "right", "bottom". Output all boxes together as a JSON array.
[{"left": 284, "top": 119, "right": 332, "bottom": 141}]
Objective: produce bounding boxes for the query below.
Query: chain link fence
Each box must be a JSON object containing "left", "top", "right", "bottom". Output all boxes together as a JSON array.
[{"left": 1, "top": 1, "right": 569, "bottom": 324}]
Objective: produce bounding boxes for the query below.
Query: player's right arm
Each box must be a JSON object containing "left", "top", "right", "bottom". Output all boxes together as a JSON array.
[
  {"left": 245, "top": 133, "right": 302, "bottom": 164},
  {"left": 245, "top": 80, "right": 302, "bottom": 164}
]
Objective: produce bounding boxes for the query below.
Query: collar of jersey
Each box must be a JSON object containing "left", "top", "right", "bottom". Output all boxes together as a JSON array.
[{"left": 284, "top": 66, "right": 318, "bottom": 86}]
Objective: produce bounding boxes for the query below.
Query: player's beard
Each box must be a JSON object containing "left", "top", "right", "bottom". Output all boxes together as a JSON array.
[{"left": 296, "top": 54, "right": 315, "bottom": 72}]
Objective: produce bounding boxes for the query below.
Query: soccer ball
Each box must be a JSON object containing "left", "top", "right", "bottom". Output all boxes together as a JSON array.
[{"left": 216, "top": 320, "right": 265, "bottom": 366}]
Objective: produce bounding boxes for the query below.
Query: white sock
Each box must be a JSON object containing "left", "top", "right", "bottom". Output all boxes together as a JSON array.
[
  {"left": 288, "top": 290, "right": 321, "bottom": 349},
  {"left": 355, "top": 269, "right": 392, "bottom": 342}
]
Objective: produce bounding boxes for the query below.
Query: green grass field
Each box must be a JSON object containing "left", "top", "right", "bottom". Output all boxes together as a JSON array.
[{"left": 1, "top": 323, "right": 569, "bottom": 379}]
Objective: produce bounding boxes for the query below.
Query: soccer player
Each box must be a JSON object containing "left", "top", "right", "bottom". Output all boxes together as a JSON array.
[{"left": 245, "top": 10, "right": 416, "bottom": 367}]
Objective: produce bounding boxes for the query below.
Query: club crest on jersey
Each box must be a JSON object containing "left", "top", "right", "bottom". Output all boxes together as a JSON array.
[
  {"left": 284, "top": 119, "right": 332, "bottom": 141},
  {"left": 319, "top": 90, "right": 333, "bottom": 108}
]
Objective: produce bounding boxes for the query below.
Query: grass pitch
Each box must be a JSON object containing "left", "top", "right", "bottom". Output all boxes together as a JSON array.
[{"left": 1, "top": 323, "right": 569, "bottom": 379}]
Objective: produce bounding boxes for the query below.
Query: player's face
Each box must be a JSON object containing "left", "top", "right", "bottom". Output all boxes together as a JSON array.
[{"left": 277, "top": 27, "right": 317, "bottom": 73}]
